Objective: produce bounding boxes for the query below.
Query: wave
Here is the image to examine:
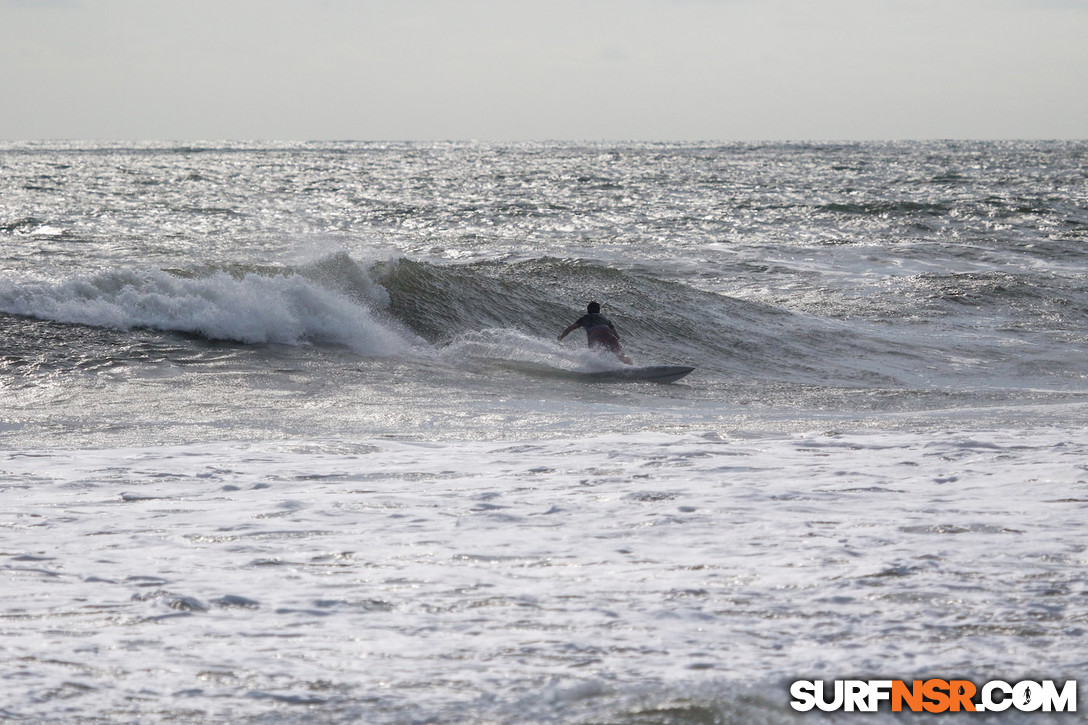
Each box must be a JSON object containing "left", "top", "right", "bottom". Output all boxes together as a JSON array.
[
  {"left": 0, "top": 253, "right": 932, "bottom": 386},
  {"left": 0, "top": 253, "right": 858, "bottom": 379},
  {"left": 373, "top": 255, "right": 1088, "bottom": 391},
  {"left": 5, "top": 252, "right": 1080, "bottom": 391},
  {"left": 0, "top": 257, "right": 418, "bottom": 356},
  {"left": 370, "top": 255, "right": 925, "bottom": 386}
]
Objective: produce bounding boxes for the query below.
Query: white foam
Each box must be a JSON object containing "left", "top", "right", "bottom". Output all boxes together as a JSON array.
[
  {"left": 0, "top": 267, "right": 417, "bottom": 355},
  {"left": 2, "top": 428, "right": 1083, "bottom": 722}
]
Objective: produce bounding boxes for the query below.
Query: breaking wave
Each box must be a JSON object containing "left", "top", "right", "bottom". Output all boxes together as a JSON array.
[
  {"left": 4, "top": 251, "right": 1087, "bottom": 391},
  {"left": 0, "top": 257, "right": 417, "bottom": 356}
]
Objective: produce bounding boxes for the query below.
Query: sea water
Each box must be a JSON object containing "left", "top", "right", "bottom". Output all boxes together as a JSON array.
[{"left": 1, "top": 141, "right": 1086, "bottom": 723}]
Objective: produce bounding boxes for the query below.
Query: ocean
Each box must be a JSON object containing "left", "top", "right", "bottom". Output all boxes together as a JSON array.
[{"left": 1, "top": 140, "right": 1086, "bottom": 723}]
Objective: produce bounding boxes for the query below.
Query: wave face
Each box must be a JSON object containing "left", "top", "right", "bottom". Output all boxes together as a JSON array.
[
  {"left": 374, "top": 255, "right": 866, "bottom": 381},
  {"left": 370, "top": 254, "right": 1088, "bottom": 393}
]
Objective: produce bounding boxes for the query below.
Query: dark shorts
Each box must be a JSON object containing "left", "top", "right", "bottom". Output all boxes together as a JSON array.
[{"left": 586, "top": 325, "right": 622, "bottom": 353}]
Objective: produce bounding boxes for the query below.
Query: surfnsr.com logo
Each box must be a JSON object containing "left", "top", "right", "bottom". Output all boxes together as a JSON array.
[{"left": 790, "top": 679, "right": 1077, "bottom": 713}]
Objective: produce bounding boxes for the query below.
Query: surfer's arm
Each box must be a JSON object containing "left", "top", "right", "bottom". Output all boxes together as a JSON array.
[{"left": 557, "top": 322, "right": 580, "bottom": 341}]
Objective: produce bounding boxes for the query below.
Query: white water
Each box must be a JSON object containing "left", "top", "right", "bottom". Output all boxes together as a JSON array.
[
  {"left": 0, "top": 266, "right": 417, "bottom": 355},
  {"left": 3, "top": 429, "right": 1085, "bottom": 723}
]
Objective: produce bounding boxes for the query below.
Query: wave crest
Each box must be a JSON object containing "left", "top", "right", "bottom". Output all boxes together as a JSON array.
[{"left": 0, "top": 264, "right": 416, "bottom": 355}]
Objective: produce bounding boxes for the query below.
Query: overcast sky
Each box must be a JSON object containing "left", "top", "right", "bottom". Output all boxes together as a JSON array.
[{"left": 2, "top": 0, "right": 1085, "bottom": 142}]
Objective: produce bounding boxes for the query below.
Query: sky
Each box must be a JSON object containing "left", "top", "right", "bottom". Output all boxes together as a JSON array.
[{"left": 1, "top": 0, "right": 1086, "bottom": 142}]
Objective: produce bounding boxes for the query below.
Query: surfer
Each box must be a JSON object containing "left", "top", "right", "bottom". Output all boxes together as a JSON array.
[{"left": 557, "top": 301, "right": 633, "bottom": 364}]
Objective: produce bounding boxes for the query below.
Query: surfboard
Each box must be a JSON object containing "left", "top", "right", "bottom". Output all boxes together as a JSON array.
[{"left": 578, "top": 365, "right": 695, "bottom": 384}]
